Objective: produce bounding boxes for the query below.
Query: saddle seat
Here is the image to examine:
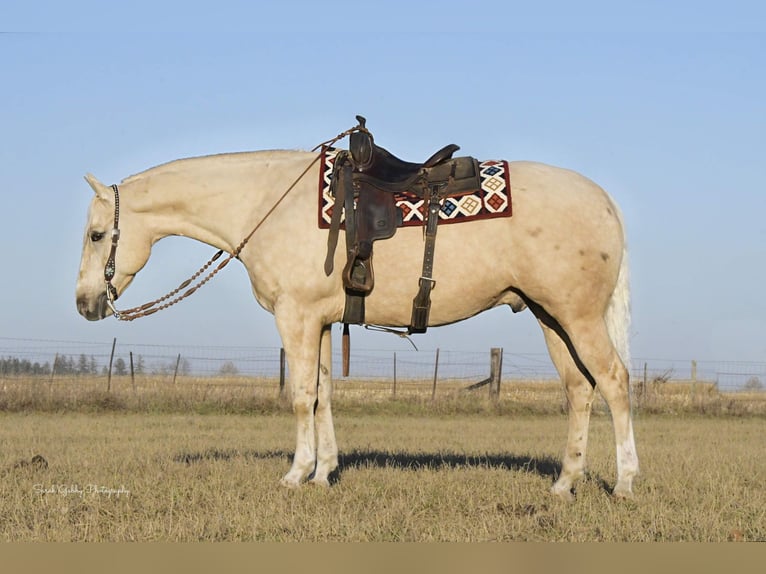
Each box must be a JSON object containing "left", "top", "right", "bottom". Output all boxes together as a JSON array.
[{"left": 350, "top": 116, "right": 461, "bottom": 193}]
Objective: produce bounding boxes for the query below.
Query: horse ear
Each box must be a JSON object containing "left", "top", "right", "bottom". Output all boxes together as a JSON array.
[{"left": 84, "top": 173, "right": 111, "bottom": 200}]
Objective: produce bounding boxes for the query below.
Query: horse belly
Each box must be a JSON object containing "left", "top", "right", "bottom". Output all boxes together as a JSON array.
[{"left": 363, "top": 219, "right": 517, "bottom": 327}]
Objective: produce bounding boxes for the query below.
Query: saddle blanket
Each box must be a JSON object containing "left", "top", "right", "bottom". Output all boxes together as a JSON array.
[{"left": 317, "top": 147, "right": 512, "bottom": 228}]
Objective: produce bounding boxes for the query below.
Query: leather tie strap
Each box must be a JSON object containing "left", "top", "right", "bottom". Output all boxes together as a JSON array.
[
  {"left": 324, "top": 150, "right": 349, "bottom": 276},
  {"left": 409, "top": 192, "right": 442, "bottom": 333}
]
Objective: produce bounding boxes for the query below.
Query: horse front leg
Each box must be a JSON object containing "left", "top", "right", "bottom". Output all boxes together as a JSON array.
[
  {"left": 310, "top": 325, "right": 338, "bottom": 486},
  {"left": 275, "top": 309, "right": 325, "bottom": 488}
]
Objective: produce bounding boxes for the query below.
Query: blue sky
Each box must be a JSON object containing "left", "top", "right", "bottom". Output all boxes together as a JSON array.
[{"left": 1, "top": 0, "right": 764, "bottom": 364}]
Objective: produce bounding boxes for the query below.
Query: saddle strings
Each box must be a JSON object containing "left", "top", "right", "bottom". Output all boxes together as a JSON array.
[
  {"left": 310, "top": 120, "right": 369, "bottom": 152},
  {"left": 109, "top": 121, "right": 366, "bottom": 321}
]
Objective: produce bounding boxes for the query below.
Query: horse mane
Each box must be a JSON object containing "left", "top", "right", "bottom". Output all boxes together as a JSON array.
[{"left": 120, "top": 149, "right": 309, "bottom": 185}]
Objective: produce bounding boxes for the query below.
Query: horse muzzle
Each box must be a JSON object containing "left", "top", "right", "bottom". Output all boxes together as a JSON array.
[{"left": 76, "top": 291, "right": 112, "bottom": 321}]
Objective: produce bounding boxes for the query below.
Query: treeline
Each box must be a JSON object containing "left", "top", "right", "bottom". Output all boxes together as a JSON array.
[{"left": 0, "top": 354, "right": 148, "bottom": 376}]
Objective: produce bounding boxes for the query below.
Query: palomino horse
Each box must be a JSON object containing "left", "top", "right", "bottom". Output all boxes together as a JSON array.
[{"left": 75, "top": 146, "right": 638, "bottom": 500}]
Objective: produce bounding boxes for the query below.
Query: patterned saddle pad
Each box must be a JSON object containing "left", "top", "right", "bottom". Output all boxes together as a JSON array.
[{"left": 317, "top": 147, "right": 512, "bottom": 228}]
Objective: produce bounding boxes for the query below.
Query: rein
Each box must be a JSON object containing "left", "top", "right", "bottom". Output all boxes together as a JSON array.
[{"left": 103, "top": 122, "right": 365, "bottom": 321}]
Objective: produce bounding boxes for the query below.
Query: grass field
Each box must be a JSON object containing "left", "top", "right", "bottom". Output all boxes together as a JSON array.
[
  {"left": 1, "top": 378, "right": 765, "bottom": 541},
  {"left": 2, "top": 373, "right": 764, "bottom": 416}
]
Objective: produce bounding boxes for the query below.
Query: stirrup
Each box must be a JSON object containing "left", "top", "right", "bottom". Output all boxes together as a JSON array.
[{"left": 342, "top": 257, "right": 374, "bottom": 294}]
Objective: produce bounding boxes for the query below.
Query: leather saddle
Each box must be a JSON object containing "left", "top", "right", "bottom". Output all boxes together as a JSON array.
[
  {"left": 350, "top": 120, "right": 460, "bottom": 185},
  {"left": 324, "top": 116, "right": 480, "bottom": 333}
]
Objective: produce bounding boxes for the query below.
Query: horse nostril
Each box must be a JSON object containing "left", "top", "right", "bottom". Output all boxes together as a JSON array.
[{"left": 76, "top": 297, "right": 89, "bottom": 316}]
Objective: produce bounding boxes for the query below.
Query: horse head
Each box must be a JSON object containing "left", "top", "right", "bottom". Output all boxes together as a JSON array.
[{"left": 75, "top": 174, "right": 152, "bottom": 320}]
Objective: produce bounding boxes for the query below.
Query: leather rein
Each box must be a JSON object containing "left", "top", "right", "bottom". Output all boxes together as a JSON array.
[{"left": 103, "top": 124, "right": 364, "bottom": 321}]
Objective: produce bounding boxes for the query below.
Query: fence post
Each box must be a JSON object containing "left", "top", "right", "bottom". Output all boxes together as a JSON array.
[
  {"left": 431, "top": 348, "right": 440, "bottom": 401},
  {"left": 129, "top": 351, "right": 136, "bottom": 392},
  {"left": 279, "top": 348, "right": 286, "bottom": 398},
  {"left": 172, "top": 353, "right": 181, "bottom": 385},
  {"left": 490, "top": 347, "right": 503, "bottom": 401},
  {"left": 107, "top": 337, "right": 116, "bottom": 392}
]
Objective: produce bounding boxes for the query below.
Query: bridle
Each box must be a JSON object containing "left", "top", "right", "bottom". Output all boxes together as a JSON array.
[
  {"left": 102, "top": 169, "right": 304, "bottom": 322},
  {"left": 104, "top": 184, "right": 121, "bottom": 313},
  {"left": 103, "top": 179, "right": 235, "bottom": 321},
  {"left": 100, "top": 120, "right": 363, "bottom": 321}
]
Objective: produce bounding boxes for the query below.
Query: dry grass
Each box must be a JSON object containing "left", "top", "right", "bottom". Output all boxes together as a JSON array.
[
  {"left": 1, "top": 374, "right": 764, "bottom": 416},
  {"left": 1, "top": 374, "right": 764, "bottom": 541},
  {"left": 0, "top": 408, "right": 765, "bottom": 541}
]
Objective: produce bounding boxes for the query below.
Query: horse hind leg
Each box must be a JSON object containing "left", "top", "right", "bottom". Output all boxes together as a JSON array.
[
  {"left": 558, "top": 315, "right": 639, "bottom": 499},
  {"left": 538, "top": 321, "right": 597, "bottom": 501},
  {"left": 526, "top": 289, "right": 638, "bottom": 499}
]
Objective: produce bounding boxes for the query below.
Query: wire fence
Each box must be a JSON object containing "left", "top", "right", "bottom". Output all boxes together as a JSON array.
[{"left": 0, "top": 336, "right": 764, "bottom": 393}]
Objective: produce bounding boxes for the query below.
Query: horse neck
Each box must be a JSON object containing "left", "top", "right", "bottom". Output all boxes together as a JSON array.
[{"left": 122, "top": 151, "right": 315, "bottom": 252}]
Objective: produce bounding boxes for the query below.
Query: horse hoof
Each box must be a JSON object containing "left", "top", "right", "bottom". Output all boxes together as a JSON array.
[
  {"left": 308, "top": 477, "right": 331, "bottom": 488},
  {"left": 612, "top": 477, "right": 636, "bottom": 500},
  {"left": 612, "top": 488, "right": 635, "bottom": 501},
  {"left": 550, "top": 485, "right": 575, "bottom": 502},
  {"left": 279, "top": 477, "right": 302, "bottom": 489}
]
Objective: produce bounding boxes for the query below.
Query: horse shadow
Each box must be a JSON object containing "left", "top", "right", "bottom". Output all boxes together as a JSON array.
[
  {"left": 332, "top": 450, "right": 561, "bottom": 481},
  {"left": 172, "top": 447, "right": 614, "bottom": 494}
]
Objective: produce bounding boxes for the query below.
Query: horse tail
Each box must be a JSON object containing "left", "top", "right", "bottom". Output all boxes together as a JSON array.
[{"left": 605, "top": 207, "right": 632, "bottom": 374}]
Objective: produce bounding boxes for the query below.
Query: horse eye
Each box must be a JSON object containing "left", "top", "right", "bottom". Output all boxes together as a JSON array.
[{"left": 90, "top": 231, "right": 105, "bottom": 242}]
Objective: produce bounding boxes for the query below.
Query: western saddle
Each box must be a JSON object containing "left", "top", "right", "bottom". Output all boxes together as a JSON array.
[{"left": 324, "top": 116, "right": 480, "bottom": 337}]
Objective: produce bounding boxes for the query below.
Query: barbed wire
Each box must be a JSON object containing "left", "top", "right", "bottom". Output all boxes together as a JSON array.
[{"left": 0, "top": 336, "right": 764, "bottom": 391}]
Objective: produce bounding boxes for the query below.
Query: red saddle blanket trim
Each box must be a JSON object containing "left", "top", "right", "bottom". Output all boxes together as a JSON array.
[{"left": 317, "top": 147, "right": 512, "bottom": 229}]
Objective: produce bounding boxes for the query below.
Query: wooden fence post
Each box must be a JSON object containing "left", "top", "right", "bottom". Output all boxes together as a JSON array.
[
  {"left": 490, "top": 347, "right": 503, "bottom": 400},
  {"left": 431, "top": 348, "right": 440, "bottom": 401},
  {"left": 172, "top": 353, "right": 181, "bottom": 385},
  {"left": 129, "top": 351, "right": 136, "bottom": 392},
  {"left": 463, "top": 348, "right": 504, "bottom": 394},
  {"left": 107, "top": 337, "right": 116, "bottom": 392}
]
